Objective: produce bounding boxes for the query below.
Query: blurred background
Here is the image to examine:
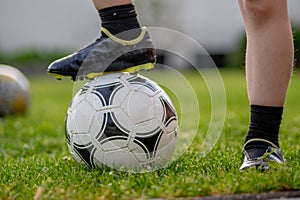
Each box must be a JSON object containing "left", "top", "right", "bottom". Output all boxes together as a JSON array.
[{"left": 0, "top": 0, "right": 300, "bottom": 73}]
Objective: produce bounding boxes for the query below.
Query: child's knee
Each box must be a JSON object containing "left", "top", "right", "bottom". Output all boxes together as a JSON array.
[{"left": 241, "top": 0, "right": 278, "bottom": 21}]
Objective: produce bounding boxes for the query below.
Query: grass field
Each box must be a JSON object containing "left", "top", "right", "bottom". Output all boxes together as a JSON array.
[{"left": 0, "top": 68, "right": 299, "bottom": 199}]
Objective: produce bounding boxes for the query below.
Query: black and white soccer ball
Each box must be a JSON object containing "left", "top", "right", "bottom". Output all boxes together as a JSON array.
[{"left": 65, "top": 73, "right": 178, "bottom": 171}]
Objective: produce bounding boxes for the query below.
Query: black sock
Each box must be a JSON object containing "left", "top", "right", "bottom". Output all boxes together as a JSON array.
[
  {"left": 244, "top": 105, "right": 283, "bottom": 151},
  {"left": 99, "top": 4, "right": 141, "bottom": 39}
]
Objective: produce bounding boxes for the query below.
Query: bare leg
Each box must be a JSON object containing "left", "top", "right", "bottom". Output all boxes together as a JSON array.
[
  {"left": 92, "top": 0, "right": 133, "bottom": 10},
  {"left": 238, "top": 0, "right": 294, "bottom": 107},
  {"left": 238, "top": 0, "right": 294, "bottom": 170}
]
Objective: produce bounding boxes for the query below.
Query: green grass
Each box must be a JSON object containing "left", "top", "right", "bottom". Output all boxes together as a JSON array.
[{"left": 0, "top": 69, "right": 299, "bottom": 199}]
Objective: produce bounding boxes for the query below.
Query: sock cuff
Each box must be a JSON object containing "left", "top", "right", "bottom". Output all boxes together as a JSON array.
[
  {"left": 250, "top": 105, "right": 283, "bottom": 115},
  {"left": 99, "top": 4, "right": 136, "bottom": 22}
]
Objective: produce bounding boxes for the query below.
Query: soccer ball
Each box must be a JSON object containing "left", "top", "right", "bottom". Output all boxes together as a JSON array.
[
  {"left": 0, "top": 64, "right": 30, "bottom": 117},
  {"left": 65, "top": 73, "right": 178, "bottom": 171}
]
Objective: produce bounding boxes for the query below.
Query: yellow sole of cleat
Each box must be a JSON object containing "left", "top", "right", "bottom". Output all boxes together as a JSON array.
[
  {"left": 48, "top": 63, "right": 155, "bottom": 81},
  {"left": 85, "top": 63, "right": 154, "bottom": 80},
  {"left": 48, "top": 73, "right": 64, "bottom": 80}
]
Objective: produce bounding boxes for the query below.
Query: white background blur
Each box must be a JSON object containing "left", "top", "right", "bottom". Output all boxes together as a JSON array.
[{"left": 0, "top": 0, "right": 300, "bottom": 54}]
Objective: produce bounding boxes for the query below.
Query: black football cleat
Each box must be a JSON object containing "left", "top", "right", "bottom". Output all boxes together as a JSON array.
[
  {"left": 240, "top": 138, "right": 285, "bottom": 171},
  {"left": 47, "top": 27, "right": 156, "bottom": 81}
]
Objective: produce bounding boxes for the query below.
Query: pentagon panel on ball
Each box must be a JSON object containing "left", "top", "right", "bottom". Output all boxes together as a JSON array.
[{"left": 65, "top": 72, "right": 178, "bottom": 172}]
